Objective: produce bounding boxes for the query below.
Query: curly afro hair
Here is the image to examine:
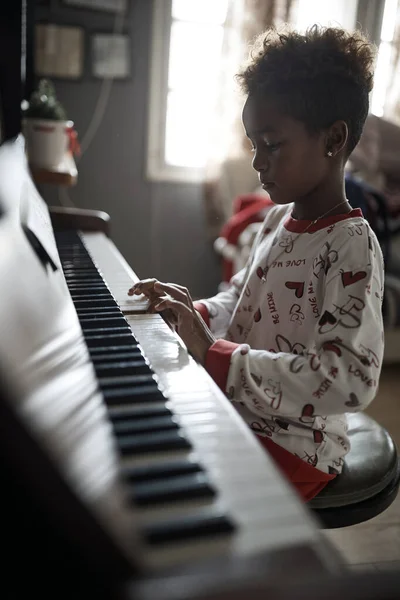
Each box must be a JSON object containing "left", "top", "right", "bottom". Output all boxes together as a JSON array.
[{"left": 237, "top": 26, "right": 376, "bottom": 154}]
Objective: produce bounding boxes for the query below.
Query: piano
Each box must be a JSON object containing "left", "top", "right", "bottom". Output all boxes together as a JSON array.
[{"left": 0, "top": 137, "right": 342, "bottom": 598}]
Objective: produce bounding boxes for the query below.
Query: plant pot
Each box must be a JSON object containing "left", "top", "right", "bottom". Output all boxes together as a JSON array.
[{"left": 23, "top": 118, "right": 74, "bottom": 169}]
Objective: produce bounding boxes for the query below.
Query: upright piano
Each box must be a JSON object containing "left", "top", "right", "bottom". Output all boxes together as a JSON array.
[{"left": 0, "top": 137, "right": 342, "bottom": 598}]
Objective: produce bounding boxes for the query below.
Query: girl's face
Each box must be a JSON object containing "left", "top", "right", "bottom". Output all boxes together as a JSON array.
[{"left": 242, "top": 94, "right": 331, "bottom": 207}]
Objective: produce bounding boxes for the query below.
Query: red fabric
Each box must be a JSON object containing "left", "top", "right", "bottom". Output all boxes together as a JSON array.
[
  {"left": 256, "top": 436, "right": 336, "bottom": 501},
  {"left": 205, "top": 338, "right": 240, "bottom": 392},
  {"left": 219, "top": 194, "right": 272, "bottom": 282},
  {"left": 66, "top": 126, "right": 81, "bottom": 157},
  {"left": 221, "top": 195, "right": 272, "bottom": 245},
  {"left": 193, "top": 302, "right": 210, "bottom": 327},
  {"left": 233, "top": 194, "right": 270, "bottom": 214},
  {"left": 284, "top": 208, "right": 363, "bottom": 233}
]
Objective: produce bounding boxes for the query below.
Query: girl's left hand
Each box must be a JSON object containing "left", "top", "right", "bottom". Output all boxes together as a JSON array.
[{"left": 128, "top": 279, "right": 215, "bottom": 365}]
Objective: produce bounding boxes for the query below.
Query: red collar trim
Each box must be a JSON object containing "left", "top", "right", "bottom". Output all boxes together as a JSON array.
[{"left": 284, "top": 208, "right": 363, "bottom": 233}]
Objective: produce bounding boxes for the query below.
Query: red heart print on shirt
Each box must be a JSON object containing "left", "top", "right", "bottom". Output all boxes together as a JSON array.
[
  {"left": 285, "top": 281, "right": 305, "bottom": 298},
  {"left": 322, "top": 340, "right": 342, "bottom": 357},
  {"left": 275, "top": 418, "right": 289, "bottom": 430},
  {"left": 341, "top": 271, "right": 367, "bottom": 287},
  {"left": 345, "top": 393, "right": 361, "bottom": 407},
  {"left": 254, "top": 308, "right": 262, "bottom": 322},
  {"left": 251, "top": 373, "right": 262, "bottom": 386},
  {"left": 301, "top": 404, "right": 315, "bottom": 418},
  {"left": 319, "top": 311, "right": 337, "bottom": 327},
  {"left": 313, "top": 430, "right": 324, "bottom": 444}
]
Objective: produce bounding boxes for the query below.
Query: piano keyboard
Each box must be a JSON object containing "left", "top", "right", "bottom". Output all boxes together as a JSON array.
[{"left": 55, "top": 230, "right": 325, "bottom": 570}]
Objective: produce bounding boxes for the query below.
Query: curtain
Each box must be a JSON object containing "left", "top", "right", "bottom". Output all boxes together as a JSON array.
[
  {"left": 384, "top": 12, "right": 400, "bottom": 126},
  {"left": 203, "top": 0, "right": 298, "bottom": 239}
]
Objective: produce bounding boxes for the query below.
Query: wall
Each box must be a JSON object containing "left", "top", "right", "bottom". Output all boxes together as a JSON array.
[{"left": 35, "top": 0, "right": 221, "bottom": 299}]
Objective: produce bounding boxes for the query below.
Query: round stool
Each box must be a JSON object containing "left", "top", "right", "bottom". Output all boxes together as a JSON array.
[{"left": 309, "top": 413, "right": 400, "bottom": 528}]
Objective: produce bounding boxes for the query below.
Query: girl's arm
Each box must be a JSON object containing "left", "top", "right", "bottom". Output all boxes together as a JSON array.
[{"left": 194, "top": 266, "right": 248, "bottom": 338}]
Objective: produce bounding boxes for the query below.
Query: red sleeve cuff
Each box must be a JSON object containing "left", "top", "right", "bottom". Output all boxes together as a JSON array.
[
  {"left": 205, "top": 339, "right": 240, "bottom": 393},
  {"left": 194, "top": 301, "right": 210, "bottom": 327}
]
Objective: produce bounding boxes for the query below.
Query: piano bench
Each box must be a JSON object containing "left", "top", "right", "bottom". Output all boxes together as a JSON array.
[{"left": 309, "top": 413, "right": 400, "bottom": 529}]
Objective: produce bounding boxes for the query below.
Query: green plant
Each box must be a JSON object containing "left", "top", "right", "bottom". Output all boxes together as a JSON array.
[{"left": 23, "top": 79, "right": 67, "bottom": 121}]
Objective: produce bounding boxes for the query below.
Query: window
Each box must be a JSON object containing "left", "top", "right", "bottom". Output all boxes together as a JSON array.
[
  {"left": 295, "top": 0, "right": 359, "bottom": 33},
  {"left": 147, "top": 0, "right": 229, "bottom": 182},
  {"left": 371, "top": 0, "right": 399, "bottom": 116}
]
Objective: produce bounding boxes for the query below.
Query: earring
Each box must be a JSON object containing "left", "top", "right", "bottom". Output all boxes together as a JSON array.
[{"left": 327, "top": 150, "right": 333, "bottom": 157}]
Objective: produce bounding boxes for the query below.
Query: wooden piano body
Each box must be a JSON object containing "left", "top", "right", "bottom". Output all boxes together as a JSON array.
[{"left": 0, "top": 137, "right": 341, "bottom": 598}]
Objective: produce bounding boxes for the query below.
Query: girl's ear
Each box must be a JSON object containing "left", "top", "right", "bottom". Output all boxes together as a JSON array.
[{"left": 325, "top": 120, "right": 348, "bottom": 157}]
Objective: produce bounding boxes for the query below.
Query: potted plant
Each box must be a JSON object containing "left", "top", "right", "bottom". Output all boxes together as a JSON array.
[{"left": 22, "top": 79, "right": 79, "bottom": 169}]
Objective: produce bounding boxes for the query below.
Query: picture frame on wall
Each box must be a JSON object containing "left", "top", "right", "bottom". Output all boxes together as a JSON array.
[
  {"left": 62, "top": 0, "right": 127, "bottom": 13},
  {"left": 35, "top": 24, "right": 84, "bottom": 80},
  {"left": 91, "top": 33, "right": 130, "bottom": 79}
]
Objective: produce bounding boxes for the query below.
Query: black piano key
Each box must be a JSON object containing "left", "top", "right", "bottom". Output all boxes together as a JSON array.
[
  {"left": 71, "top": 293, "right": 111, "bottom": 300},
  {"left": 73, "top": 299, "right": 117, "bottom": 307},
  {"left": 76, "top": 309, "right": 121, "bottom": 319},
  {"left": 95, "top": 360, "right": 151, "bottom": 377},
  {"left": 88, "top": 344, "right": 141, "bottom": 355},
  {"left": 130, "top": 473, "right": 215, "bottom": 506},
  {"left": 61, "top": 260, "right": 94, "bottom": 266},
  {"left": 102, "top": 384, "right": 165, "bottom": 405},
  {"left": 76, "top": 310, "right": 123, "bottom": 319},
  {"left": 63, "top": 270, "right": 100, "bottom": 277},
  {"left": 71, "top": 293, "right": 113, "bottom": 301},
  {"left": 80, "top": 317, "right": 128, "bottom": 329},
  {"left": 81, "top": 327, "right": 131, "bottom": 336},
  {"left": 99, "top": 374, "right": 155, "bottom": 388},
  {"left": 65, "top": 275, "right": 103, "bottom": 282},
  {"left": 122, "top": 459, "right": 202, "bottom": 483},
  {"left": 69, "top": 287, "right": 109, "bottom": 296},
  {"left": 116, "top": 429, "right": 191, "bottom": 455},
  {"left": 112, "top": 415, "right": 178, "bottom": 435},
  {"left": 63, "top": 268, "right": 100, "bottom": 274},
  {"left": 66, "top": 282, "right": 108, "bottom": 289},
  {"left": 85, "top": 333, "right": 138, "bottom": 348},
  {"left": 84, "top": 328, "right": 134, "bottom": 337},
  {"left": 143, "top": 512, "right": 235, "bottom": 545},
  {"left": 68, "top": 279, "right": 105, "bottom": 286},
  {"left": 61, "top": 259, "right": 95, "bottom": 264},
  {"left": 108, "top": 403, "right": 171, "bottom": 421},
  {"left": 91, "top": 349, "right": 143, "bottom": 362}
]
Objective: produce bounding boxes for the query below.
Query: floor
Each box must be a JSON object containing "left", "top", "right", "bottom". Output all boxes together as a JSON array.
[{"left": 323, "top": 364, "right": 400, "bottom": 572}]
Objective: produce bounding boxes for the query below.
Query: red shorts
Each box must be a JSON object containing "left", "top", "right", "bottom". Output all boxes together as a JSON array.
[{"left": 256, "top": 435, "right": 336, "bottom": 502}]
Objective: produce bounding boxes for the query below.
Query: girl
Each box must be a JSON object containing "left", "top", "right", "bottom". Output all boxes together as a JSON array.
[{"left": 128, "top": 26, "right": 384, "bottom": 501}]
